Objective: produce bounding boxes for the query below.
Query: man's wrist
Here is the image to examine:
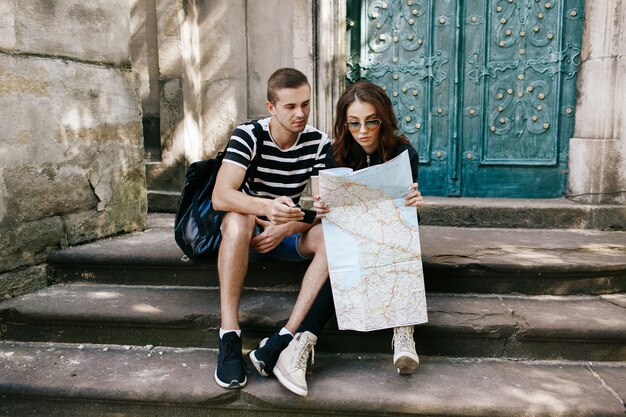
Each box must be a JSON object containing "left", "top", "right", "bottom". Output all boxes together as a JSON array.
[{"left": 260, "top": 197, "right": 273, "bottom": 218}]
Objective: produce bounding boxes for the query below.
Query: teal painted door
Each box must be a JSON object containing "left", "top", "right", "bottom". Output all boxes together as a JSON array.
[{"left": 346, "top": 0, "right": 584, "bottom": 197}]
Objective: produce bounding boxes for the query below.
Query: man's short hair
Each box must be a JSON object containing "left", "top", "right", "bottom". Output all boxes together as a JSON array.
[{"left": 267, "top": 68, "right": 310, "bottom": 104}]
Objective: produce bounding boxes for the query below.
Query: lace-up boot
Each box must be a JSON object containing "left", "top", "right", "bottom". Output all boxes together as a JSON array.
[
  {"left": 392, "top": 325, "right": 419, "bottom": 375},
  {"left": 273, "top": 331, "right": 317, "bottom": 396},
  {"left": 214, "top": 332, "right": 247, "bottom": 388},
  {"left": 249, "top": 331, "right": 293, "bottom": 377}
]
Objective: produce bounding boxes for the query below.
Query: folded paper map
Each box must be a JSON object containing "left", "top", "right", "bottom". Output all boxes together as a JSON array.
[{"left": 319, "top": 150, "right": 428, "bottom": 331}]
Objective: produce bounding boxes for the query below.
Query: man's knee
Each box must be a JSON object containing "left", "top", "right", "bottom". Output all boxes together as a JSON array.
[
  {"left": 221, "top": 212, "right": 256, "bottom": 243},
  {"left": 310, "top": 223, "right": 324, "bottom": 241},
  {"left": 300, "top": 224, "right": 325, "bottom": 256}
]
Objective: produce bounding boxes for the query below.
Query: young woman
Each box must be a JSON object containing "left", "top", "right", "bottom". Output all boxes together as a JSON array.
[{"left": 262, "top": 80, "right": 425, "bottom": 396}]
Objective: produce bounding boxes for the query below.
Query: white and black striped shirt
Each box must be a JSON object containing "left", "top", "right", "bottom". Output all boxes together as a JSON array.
[{"left": 223, "top": 118, "right": 330, "bottom": 204}]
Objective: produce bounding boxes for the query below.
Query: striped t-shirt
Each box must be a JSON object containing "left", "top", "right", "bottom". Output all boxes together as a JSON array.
[{"left": 222, "top": 118, "right": 330, "bottom": 204}]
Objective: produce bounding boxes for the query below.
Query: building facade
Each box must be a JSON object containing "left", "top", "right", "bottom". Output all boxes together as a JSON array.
[
  {"left": 134, "top": 0, "right": 625, "bottom": 208},
  {"left": 1, "top": 0, "right": 624, "bottom": 299}
]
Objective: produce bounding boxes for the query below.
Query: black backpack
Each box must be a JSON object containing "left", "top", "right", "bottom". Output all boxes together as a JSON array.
[{"left": 174, "top": 122, "right": 263, "bottom": 262}]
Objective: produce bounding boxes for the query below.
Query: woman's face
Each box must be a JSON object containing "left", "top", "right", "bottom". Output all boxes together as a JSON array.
[{"left": 345, "top": 99, "right": 381, "bottom": 155}]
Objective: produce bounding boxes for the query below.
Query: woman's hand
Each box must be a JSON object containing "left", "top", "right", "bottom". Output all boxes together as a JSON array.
[
  {"left": 404, "top": 182, "right": 424, "bottom": 208},
  {"left": 312, "top": 195, "right": 329, "bottom": 217}
]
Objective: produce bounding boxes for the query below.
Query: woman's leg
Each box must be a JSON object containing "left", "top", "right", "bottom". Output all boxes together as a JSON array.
[
  {"left": 392, "top": 325, "right": 419, "bottom": 374},
  {"left": 298, "top": 277, "right": 335, "bottom": 336}
]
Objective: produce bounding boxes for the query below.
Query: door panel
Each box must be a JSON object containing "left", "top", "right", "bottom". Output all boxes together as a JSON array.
[{"left": 346, "top": 0, "right": 583, "bottom": 197}]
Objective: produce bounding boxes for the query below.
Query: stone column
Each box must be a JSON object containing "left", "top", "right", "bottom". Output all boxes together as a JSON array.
[
  {"left": 568, "top": 0, "right": 626, "bottom": 204},
  {"left": 195, "top": 0, "right": 248, "bottom": 157},
  {"left": 130, "top": 0, "right": 161, "bottom": 160},
  {"left": 246, "top": 0, "right": 314, "bottom": 120},
  {"left": 315, "top": 0, "right": 347, "bottom": 135},
  {"left": 130, "top": 0, "right": 186, "bottom": 212}
]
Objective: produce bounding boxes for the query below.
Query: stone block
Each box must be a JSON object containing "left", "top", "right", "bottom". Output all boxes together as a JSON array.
[
  {"left": 0, "top": 53, "right": 146, "bottom": 225},
  {"left": 0, "top": 54, "right": 143, "bottom": 163},
  {"left": 248, "top": 0, "right": 294, "bottom": 117},
  {"left": 130, "top": 0, "right": 161, "bottom": 120},
  {"left": 588, "top": 205, "right": 626, "bottom": 230},
  {"left": 0, "top": 217, "right": 66, "bottom": 272},
  {"left": 159, "top": 77, "right": 185, "bottom": 163},
  {"left": 0, "top": 52, "right": 146, "bottom": 276},
  {"left": 0, "top": 1, "right": 16, "bottom": 49},
  {"left": 145, "top": 161, "right": 185, "bottom": 192},
  {"left": 0, "top": 264, "right": 48, "bottom": 300},
  {"left": 246, "top": 0, "right": 314, "bottom": 118},
  {"left": 63, "top": 204, "right": 146, "bottom": 247},
  {"left": 62, "top": 163, "right": 147, "bottom": 245},
  {"left": 195, "top": 0, "right": 247, "bottom": 158},
  {"left": 0, "top": 172, "right": 7, "bottom": 227},
  {"left": 574, "top": 57, "right": 624, "bottom": 140},
  {"left": 568, "top": 138, "right": 626, "bottom": 204},
  {"left": 147, "top": 191, "right": 180, "bottom": 213},
  {"left": 142, "top": 116, "right": 161, "bottom": 161},
  {"left": 200, "top": 78, "right": 243, "bottom": 157},
  {"left": 156, "top": 0, "right": 182, "bottom": 80},
  {"left": 582, "top": 0, "right": 626, "bottom": 60},
  {"left": 0, "top": 0, "right": 130, "bottom": 65},
  {"left": 3, "top": 165, "right": 97, "bottom": 223}
]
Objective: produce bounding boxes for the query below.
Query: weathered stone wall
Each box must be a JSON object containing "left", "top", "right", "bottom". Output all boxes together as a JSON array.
[
  {"left": 568, "top": 0, "right": 626, "bottom": 204},
  {"left": 0, "top": 0, "right": 147, "bottom": 299}
]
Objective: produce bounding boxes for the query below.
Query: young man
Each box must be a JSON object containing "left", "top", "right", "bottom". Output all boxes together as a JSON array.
[{"left": 211, "top": 68, "right": 330, "bottom": 390}]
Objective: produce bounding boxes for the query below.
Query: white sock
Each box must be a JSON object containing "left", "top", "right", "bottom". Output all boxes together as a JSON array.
[
  {"left": 220, "top": 328, "right": 241, "bottom": 339},
  {"left": 279, "top": 327, "right": 294, "bottom": 337}
]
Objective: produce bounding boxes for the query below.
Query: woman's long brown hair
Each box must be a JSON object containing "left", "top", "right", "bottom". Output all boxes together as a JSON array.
[{"left": 332, "top": 80, "right": 409, "bottom": 170}]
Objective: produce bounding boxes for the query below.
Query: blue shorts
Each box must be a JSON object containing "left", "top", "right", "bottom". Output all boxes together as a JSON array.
[{"left": 248, "top": 226, "right": 311, "bottom": 263}]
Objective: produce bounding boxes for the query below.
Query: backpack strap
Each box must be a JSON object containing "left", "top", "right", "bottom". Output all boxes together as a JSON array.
[{"left": 244, "top": 120, "right": 265, "bottom": 182}]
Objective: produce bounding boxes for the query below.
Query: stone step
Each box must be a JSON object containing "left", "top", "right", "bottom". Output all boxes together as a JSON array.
[
  {"left": 1, "top": 283, "right": 625, "bottom": 361},
  {"left": 48, "top": 214, "right": 626, "bottom": 295},
  {"left": 149, "top": 193, "right": 626, "bottom": 230},
  {"left": 1, "top": 341, "right": 624, "bottom": 416},
  {"left": 420, "top": 197, "right": 626, "bottom": 230}
]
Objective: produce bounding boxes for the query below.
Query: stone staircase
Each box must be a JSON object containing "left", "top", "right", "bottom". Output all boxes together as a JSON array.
[{"left": 1, "top": 213, "right": 625, "bottom": 416}]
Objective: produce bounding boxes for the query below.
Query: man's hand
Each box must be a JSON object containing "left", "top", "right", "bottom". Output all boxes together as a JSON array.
[
  {"left": 268, "top": 196, "right": 305, "bottom": 224},
  {"left": 250, "top": 218, "right": 291, "bottom": 254}
]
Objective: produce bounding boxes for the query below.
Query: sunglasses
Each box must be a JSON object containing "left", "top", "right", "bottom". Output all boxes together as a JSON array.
[{"left": 346, "top": 119, "right": 382, "bottom": 132}]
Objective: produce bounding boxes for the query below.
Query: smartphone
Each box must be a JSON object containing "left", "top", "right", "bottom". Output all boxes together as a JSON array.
[{"left": 297, "top": 206, "right": 317, "bottom": 224}]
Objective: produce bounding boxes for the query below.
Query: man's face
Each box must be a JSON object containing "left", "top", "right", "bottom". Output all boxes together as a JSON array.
[{"left": 267, "top": 84, "right": 311, "bottom": 135}]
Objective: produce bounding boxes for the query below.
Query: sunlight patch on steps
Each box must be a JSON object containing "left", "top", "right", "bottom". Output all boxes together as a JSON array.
[
  {"left": 87, "top": 290, "right": 122, "bottom": 300},
  {"left": 132, "top": 303, "right": 163, "bottom": 314}
]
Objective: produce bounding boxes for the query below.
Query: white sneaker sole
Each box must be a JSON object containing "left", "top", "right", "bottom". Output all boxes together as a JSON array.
[
  {"left": 214, "top": 369, "right": 247, "bottom": 389},
  {"left": 394, "top": 353, "right": 419, "bottom": 375},
  {"left": 273, "top": 366, "right": 307, "bottom": 397},
  {"left": 249, "top": 337, "right": 269, "bottom": 377}
]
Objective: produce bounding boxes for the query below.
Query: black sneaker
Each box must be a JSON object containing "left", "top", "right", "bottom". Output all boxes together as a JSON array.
[
  {"left": 214, "top": 332, "right": 248, "bottom": 389},
  {"left": 249, "top": 331, "right": 293, "bottom": 377}
]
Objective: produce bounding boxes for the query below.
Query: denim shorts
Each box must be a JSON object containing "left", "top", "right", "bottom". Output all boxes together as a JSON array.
[{"left": 248, "top": 226, "right": 312, "bottom": 263}]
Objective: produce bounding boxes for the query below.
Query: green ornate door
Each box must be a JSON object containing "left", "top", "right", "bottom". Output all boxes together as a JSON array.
[{"left": 346, "top": 0, "right": 584, "bottom": 197}]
